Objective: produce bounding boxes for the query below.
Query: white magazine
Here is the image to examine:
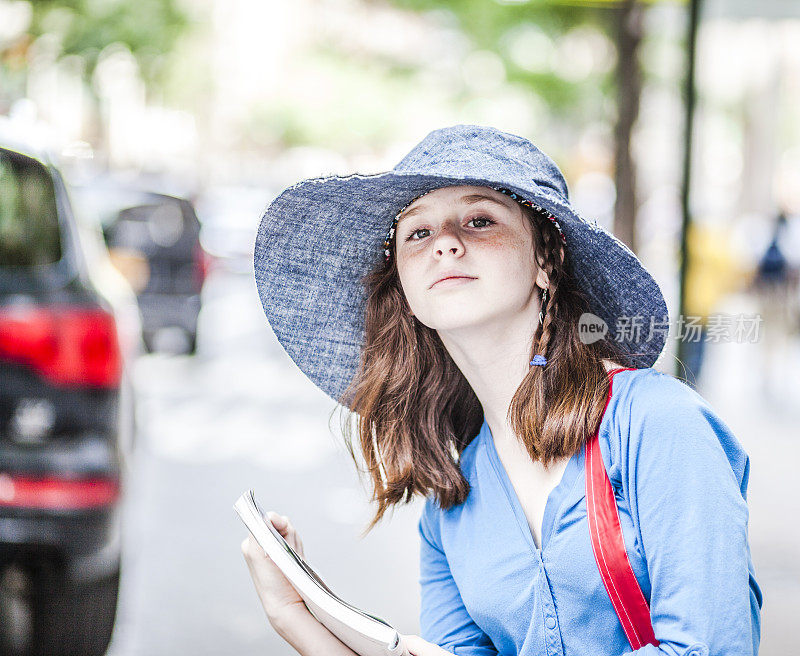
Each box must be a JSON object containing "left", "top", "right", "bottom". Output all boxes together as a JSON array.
[{"left": 234, "top": 490, "right": 411, "bottom": 656}]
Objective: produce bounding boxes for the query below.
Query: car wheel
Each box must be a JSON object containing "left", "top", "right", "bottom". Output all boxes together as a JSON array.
[
  {"left": 28, "top": 560, "right": 121, "bottom": 656},
  {"left": 0, "top": 562, "right": 34, "bottom": 655},
  {"left": 142, "top": 332, "right": 155, "bottom": 353},
  {"left": 186, "top": 329, "right": 198, "bottom": 355}
]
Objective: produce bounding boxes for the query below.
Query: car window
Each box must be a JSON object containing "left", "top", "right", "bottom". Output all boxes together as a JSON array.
[{"left": 0, "top": 149, "right": 62, "bottom": 266}]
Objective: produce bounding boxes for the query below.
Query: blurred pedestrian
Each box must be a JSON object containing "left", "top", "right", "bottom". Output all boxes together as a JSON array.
[
  {"left": 748, "top": 211, "right": 800, "bottom": 404},
  {"left": 241, "top": 125, "right": 761, "bottom": 656}
]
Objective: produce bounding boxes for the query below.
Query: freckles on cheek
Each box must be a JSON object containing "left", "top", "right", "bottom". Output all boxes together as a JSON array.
[
  {"left": 479, "top": 232, "right": 531, "bottom": 258},
  {"left": 482, "top": 233, "right": 515, "bottom": 250},
  {"left": 481, "top": 233, "right": 537, "bottom": 278}
]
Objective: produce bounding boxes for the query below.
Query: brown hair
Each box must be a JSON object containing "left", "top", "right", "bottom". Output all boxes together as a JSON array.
[{"left": 334, "top": 203, "right": 634, "bottom": 535}]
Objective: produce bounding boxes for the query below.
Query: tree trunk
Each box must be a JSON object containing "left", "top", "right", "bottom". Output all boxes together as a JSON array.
[{"left": 613, "top": 0, "right": 644, "bottom": 253}]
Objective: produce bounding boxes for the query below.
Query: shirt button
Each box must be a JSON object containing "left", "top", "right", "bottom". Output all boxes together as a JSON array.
[{"left": 545, "top": 617, "right": 556, "bottom": 630}]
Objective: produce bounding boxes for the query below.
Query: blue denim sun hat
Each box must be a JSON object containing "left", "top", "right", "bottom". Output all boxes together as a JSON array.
[{"left": 254, "top": 124, "right": 669, "bottom": 408}]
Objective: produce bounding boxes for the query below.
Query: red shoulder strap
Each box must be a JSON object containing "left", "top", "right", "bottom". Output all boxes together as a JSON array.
[{"left": 585, "top": 367, "right": 659, "bottom": 650}]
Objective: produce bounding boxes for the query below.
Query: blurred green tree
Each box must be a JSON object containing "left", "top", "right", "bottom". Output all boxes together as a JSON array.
[
  {"left": 0, "top": 0, "right": 192, "bottom": 155},
  {"left": 390, "top": 0, "right": 614, "bottom": 122},
  {"left": 386, "top": 0, "right": 660, "bottom": 253},
  {"left": 25, "top": 0, "right": 189, "bottom": 90}
]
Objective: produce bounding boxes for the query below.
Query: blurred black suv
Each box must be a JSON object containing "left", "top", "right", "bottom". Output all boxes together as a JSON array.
[
  {"left": 0, "top": 142, "right": 135, "bottom": 655},
  {"left": 103, "top": 192, "right": 205, "bottom": 354}
]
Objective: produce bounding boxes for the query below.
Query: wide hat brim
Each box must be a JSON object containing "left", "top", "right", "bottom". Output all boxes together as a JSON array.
[{"left": 254, "top": 167, "right": 669, "bottom": 409}]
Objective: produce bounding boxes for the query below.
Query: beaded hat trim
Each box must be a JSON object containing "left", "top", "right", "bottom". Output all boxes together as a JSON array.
[{"left": 383, "top": 186, "right": 568, "bottom": 261}]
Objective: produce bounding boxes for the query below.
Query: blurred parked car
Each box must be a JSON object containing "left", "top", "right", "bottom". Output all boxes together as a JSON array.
[
  {"left": 105, "top": 194, "right": 207, "bottom": 353},
  {"left": 73, "top": 182, "right": 208, "bottom": 354},
  {"left": 0, "top": 138, "right": 139, "bottom": 656}
]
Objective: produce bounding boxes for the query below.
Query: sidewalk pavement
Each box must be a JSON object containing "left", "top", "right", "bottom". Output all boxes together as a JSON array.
[{"left": 688, "top": 292, "right": 799, "bottom": 656}]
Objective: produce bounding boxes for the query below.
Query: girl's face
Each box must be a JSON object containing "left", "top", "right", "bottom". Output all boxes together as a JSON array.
[{"left": 395, "top": 185, "right": 548, "bottom": 332}]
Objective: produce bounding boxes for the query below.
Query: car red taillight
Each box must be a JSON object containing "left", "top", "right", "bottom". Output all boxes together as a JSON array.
[
  {"left": 193, "top": 241, "right": 210, "bottom": 290},
  {"left": 0, "top": 306, "right": 122, "bottom": 388},
  {"left": 0, "top": 474, "right": 120, "bottom": 509}
]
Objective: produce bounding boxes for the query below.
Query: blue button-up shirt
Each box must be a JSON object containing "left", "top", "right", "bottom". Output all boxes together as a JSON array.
[{"left": 418, "top": 367, "right": 763, "bottom": 656}]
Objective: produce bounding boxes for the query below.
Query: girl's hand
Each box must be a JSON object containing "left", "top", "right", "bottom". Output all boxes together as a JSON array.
[
  {"left": 400, "top": 633, "right": 452, "bottom": 656},
  {"left": 241, "top": 511, "right": 308, "bottom": 624}
]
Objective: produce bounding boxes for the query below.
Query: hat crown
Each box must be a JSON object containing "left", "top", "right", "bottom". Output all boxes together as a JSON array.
[{"left": 392, "top": 124, "right": 570, "bottom": 200}]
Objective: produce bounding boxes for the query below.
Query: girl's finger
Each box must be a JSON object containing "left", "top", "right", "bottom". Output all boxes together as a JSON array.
[
  {"left": 400, "top": 634, "right": 450, "bottom": 656},
  {"left": 241, "top": 535, "right": 265, "bottom": 562},
  {"left": 241, "top": 535, "right": 256, "bottom": 556},
  {"left": 288, "top": 532, "right": 303, "bottom": 558},
  {"left": 266, "top": 510, "right": 285, "bottom": 527},
  {"left": 285, "top": 527, "right": 302, "bottom": 552},
  {"left": 268, "top": 512, "right": 295, "bottom": 539},
  {"left": 264, "top": 511, "right": 303, "bottom": 555}
]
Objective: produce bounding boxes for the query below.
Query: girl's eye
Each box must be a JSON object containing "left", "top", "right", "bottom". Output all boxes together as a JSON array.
[
  {"left": 405, "top": 228, "right": 430, "bottom": 241},
  {"left": 404, "top": 216, "right": 496, "bottom": 242},
  {"left": 469, "top": 216, "right": 495, "bottom": 228}
]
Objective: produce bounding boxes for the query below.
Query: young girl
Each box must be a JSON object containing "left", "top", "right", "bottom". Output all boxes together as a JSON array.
[{"left": 241, "top": 125, "right": 762, "bottom": 656}]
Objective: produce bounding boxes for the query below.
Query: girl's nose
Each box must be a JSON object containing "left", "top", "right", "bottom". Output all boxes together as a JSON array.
[{"left": 432, "top": 221, "right": 464, "bottom": 256}]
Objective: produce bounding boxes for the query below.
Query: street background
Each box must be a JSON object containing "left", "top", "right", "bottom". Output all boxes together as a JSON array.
[{"left": 2, "top": 0, "right": 799, "bottom": 654}]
